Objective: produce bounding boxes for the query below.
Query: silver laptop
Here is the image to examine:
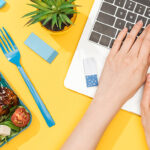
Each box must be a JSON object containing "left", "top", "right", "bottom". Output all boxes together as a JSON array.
[{"left": 65, "top": 0, "right": 150, "bottom": 115}]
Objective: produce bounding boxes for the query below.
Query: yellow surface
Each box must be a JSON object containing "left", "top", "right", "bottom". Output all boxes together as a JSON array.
[{"left": 0, "top": 0, "right": 149, "bottom": 150}]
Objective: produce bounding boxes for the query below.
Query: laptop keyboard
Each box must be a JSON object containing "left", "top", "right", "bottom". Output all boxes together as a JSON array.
[{"left": 89, "top": 0, "right": 150, "bottom": 48}]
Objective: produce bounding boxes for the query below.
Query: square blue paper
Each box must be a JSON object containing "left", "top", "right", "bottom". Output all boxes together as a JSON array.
[{"left": 85, "top": 74, "right": 98, "bottom": 87}]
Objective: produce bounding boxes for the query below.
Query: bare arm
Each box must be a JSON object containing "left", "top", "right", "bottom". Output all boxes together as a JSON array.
[
  {"left": 62, "top": 21, "right": 150, "bottom": 150},
  {"left": 141, "top": 74, "right": 150, "bottom": 149}
]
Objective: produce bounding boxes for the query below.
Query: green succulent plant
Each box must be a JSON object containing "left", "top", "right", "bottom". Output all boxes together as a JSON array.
[{"left": 24, "top": 0, "right": 78, "bottom": 30}]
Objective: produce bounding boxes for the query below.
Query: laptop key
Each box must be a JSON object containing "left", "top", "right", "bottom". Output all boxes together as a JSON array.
[
  {"left": 146, "top": 19, "right": 150, "bottom": 26},
  {"left": 116, "top": 8, "right": 127, "bottom": 19},
  {"left": 99, "top": 35, "right": 111, "bottom": 47},
  {"left": 136, "top": 15, "right": 147, "bottom": 26},
  {"left": 104, "top": 0, "right": 114, "bottom": 4},
  {"left": 109, "top": 39, "right": 115, "bottom": 48},
  {"left": 145, "top": 8, "right": 150, "bottom": 18},
  {"left": 101, "top": 2, "right": 117, "bottom": 15},
  {"left": 138, "top": 28, "right": 144, "bottom": 36},
  {"left": 115, "top": 19, "right": 126, "bottom": 30},
  {"left": 97, "top": 12, "right": 115, "bottom": 26},
  {"left": 125, "top": 0, "right": 136, "bottom": 11},
  {"left": 126, "top": 22, "right": 134, "bottom": 32},
  {"left": 93, "top": 22, "right": 117, "bottom": 38},
  {"left": 132, "top": 0, "right": 150, "bottom": 7},
  {"left": 135, "top": 4, "right": 146, "bottom": 15},
  {"left": 89, "top": 31, "right": 101, "bottom": 43},
  {"left": 116, "top": 30, "right": 121, "bottom": 38},
  {"left": 126, "top": 12, "right": 137, "bottom": 23},
  {"left": 114, "top": 0, "right": 126, "bottom": 7}
]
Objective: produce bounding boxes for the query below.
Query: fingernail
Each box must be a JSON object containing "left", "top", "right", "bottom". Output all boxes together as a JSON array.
[
  {"left": 147, "top": 74, "right": 150, "bottom": 82},
  {"left": 137, "top": 20, "right": 143, "bottom": 26},
  {"left": 124, "top": 27, "right": 128, "bottom": 31}
]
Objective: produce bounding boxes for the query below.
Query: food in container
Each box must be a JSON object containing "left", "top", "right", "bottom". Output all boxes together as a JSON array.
[{"left": 0, "top": 74, "right": 32, "bottom": 147}]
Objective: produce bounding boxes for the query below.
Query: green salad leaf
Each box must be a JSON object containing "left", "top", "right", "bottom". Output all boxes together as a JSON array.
[
  {"left": 0, "top": 121, "right": 21, "bottom": 145},
  {"left": 0, "top": 135, "right": 7, "bottom": 145},
  {"left": 0, "top": 106, "right": 21, "bottom": 145},
  {"left": 0, "top": 121, "right": 20, "bottom": 132},
  {"left": 0, "top": 115, "right": 9, "bottom": 123},
  {"left": 7, "top": 130, "right": 19, "bottom": 139}
]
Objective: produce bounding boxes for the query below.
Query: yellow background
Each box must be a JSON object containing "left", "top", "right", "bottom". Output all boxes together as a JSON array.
[{"left": 0, "top": 0, "right": 149, "bottom": 149}]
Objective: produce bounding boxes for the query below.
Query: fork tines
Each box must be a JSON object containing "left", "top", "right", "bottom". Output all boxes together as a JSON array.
[{"left": 0, "top": 27, "right": 17, "bottom": 54}]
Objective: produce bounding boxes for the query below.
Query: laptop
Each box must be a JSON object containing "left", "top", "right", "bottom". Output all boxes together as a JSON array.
[{"left": 64, "top": 0, "right": 150, "bottom": 115}]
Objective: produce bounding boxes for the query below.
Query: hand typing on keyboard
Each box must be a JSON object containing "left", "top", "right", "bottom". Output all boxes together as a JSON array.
[
  {"left": 90, "top": 0, "right": 150, "bottom": 48},
  {"left": 95, "top": 20, "right": 150, "bottom": 104},
  {"left": 62, "top": 21, "right": 150, "bottom": 150},
  {"left": 95, "top": 20, "right": 150, "bottom": 149}
]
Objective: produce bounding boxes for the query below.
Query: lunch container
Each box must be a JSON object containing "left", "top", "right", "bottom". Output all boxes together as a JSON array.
[{"left": 0, "top": 73, "right": 32, "bottom": 147}]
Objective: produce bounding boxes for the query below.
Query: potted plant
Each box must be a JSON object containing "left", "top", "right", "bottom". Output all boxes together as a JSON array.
[{"left": 24, "top": 0, "right": 78, "bottom": 34}]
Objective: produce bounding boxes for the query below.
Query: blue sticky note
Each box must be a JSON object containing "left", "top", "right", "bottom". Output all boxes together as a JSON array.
[
  {"left": 25, "top": 33, "right": 58, "bottom": 63},
  {"left": 85, "top": 74, "right": 98, "bottom": 87},
  {"left": 0, "top": 0, "right": 6, "bottom": 8}
]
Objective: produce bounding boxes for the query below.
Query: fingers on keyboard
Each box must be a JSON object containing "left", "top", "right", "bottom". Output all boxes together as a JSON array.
[
  {"left": 126, "top": 22, "right": 134, "bottom": 32},
  {"left": 120, "top": 21, "right": 143, "bottom": 53},
  {"left": 139, "top": 26, "right": 150, "bottom": 61},
  {"left": 89, "top": 0, "right": 150, "bottom": 49},
  {"left": 130, "top": 25, "right": 150, "bottom": 56},
  {"left": 110, "top": 28, "right": 128, "bottom": 55}
]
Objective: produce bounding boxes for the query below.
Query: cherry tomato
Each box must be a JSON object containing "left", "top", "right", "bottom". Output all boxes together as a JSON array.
[{"left": 11, "top": 107, "right": 30, "bottom": 127}]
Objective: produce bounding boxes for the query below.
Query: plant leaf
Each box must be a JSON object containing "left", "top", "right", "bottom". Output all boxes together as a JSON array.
[
  {"left": 62, "top": 8, "right": 76, "bottom": 14},
  {"left": 27, "top": 15, "right": 48, "bottom": 26},
  {"left": 23, "top": 10, "right": 41, "bottom": 18},
  {"left": 59, "top": 14, "right": 67, "bottom": 25},
  {"left": 68, "top": 0, "right": 76, "bottom": 2},
  {"left": 44, "top": 0, "right": 56, "bottom": 6},
  {"left": 27, "top": 4, "right": 49, "bottom": 11},
  {"left": 56, "top": 0, "right": 62, "bottom": 6},
  {"left": 42, "top": 14, "right": 52, "bottom": 25},
  {"left": 31, "top": 11, "right": 52, "bottom": 20},
  {"left": 60, "top": 3, "right": 76, "bottom": 9},
  {"left": 24, "top": 0, "right": 78, "bottom": 29},
  {"left": 58, "top": 17, "right": 62, "bottom": 29},
  {"left": 61, "top": 14, "right": 73, "bottom": 25},
  {"left": 51, "top": 14, "right": 57, "bottom": 29},
  {"left": 31, "top": 0, "right": 50, "bottom": 8}
]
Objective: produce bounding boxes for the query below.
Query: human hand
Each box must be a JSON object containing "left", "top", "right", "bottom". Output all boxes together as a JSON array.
[
  {"left": 95, "top": 21, "right": 150, "bottom": 105},
  {"left": 62, "top": 21, "right": 150, "bottom": 150},
  {"left": 141, "top": 74, "right": 150, "bottom": 149}
]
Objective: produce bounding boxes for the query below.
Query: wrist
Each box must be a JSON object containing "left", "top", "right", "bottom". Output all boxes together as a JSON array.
[
  {"left": 93, "top": 94, "right": 123, "bottom": 117},
  {"left": 94, "top": 89, "right": 124, "bottom": 108}
]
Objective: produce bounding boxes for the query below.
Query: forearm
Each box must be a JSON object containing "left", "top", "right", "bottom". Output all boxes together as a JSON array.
[
  {"left": 62, "top": 21, "right": 150, "bottom": 150},
  {"left": 62, "top": 94, "right": 123, "bottom": 150},
  {"left": 141, "top": 74, "right": 150, "bottom": 150}
]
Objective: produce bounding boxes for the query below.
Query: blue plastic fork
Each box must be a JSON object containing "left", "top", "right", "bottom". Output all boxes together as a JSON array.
[{"left": 0, "top": 27, "right": 55, "bottom": 127}]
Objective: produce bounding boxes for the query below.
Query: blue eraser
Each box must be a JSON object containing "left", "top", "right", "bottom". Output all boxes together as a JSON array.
[
  {"left": 0, "top": 0, "right": 6, "bottom": 8},
  {"left": 25, "top": 33, "right": 58, "bottom": 63}
]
